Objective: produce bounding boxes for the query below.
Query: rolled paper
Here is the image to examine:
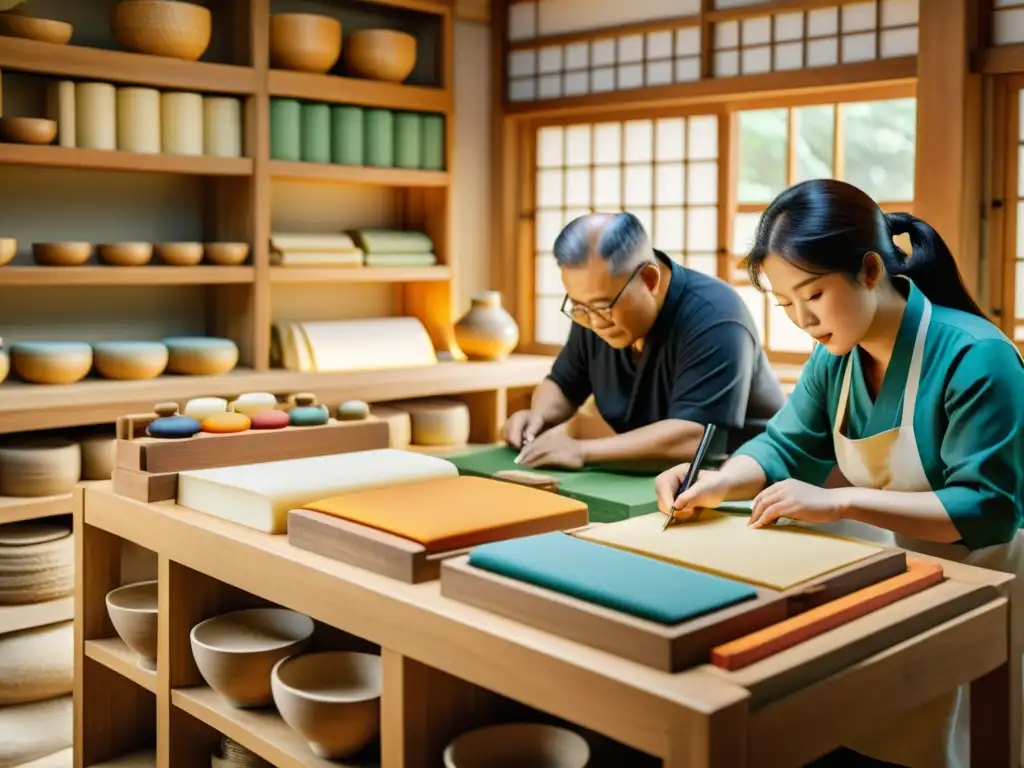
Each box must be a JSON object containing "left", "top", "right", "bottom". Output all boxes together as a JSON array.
[
  {"left": 300, "top": 102, "right": 330, "bottom": 164},
  {"left": 421, "top": 114, "right": 445, "bottom": 170},
  {"left": 270, "top": 98, "right": 301, "bottom": 161},
  {"left": 363, "top": 109, "right": 394, "bottom": 167},
  {"left": 331, "top": 105, "right": 363, "bottom": 165},
  {"left": 394, "top": 111, "right": 422, "bottom": 169},
  {"left": 116, "top": 87, "right": 161, "bottom": 154},
  {"left": 75, "top": 82, "right": 116, "bottom": 150},
  {"left": 161, "top": 92, "right": 204, "bottom": 156},
  {"left": 46, "top": 80, "right": 76, "bottom": 148},
  {"left": 203, "top": 96, "right": 242, "bottom": 158}
]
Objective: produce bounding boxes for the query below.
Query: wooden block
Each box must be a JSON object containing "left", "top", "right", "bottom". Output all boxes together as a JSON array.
[
  {"left": 492, "top": 469, "right": 561, "bottom": 492},
  {"left": 111, "top": 467, "right": 178, "bottom": 503},
  {"left": 115, "top": 412, "right": 158, "bottom": 440},
  {"left": 782, "top": 549, "right": 908, "bottom": 613},
  {"left": 710, "top": 560, "right": 945, "bottom": 670},
  {"left": 439, "top": 555, "right": 789, "bottom": 672},
  {"left": 287, "top": 509, "right": 467, "bottom": 583},
  {"left": 368, "top": 405, "right": 411, "bottom": 449},
  {"left": 116, "top": 418, "right": 390, "bottom": 473}
]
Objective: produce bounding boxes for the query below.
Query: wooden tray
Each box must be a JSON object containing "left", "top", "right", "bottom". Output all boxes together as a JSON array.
[
  {"left": 112, "top": 411, "right": 389, "bottom": 503},
  {"left": 287, "top": 496, "right": 590, "bottom": 584},
  {"left": 438, "top": 548, "right": 907, "bottom": 672}
]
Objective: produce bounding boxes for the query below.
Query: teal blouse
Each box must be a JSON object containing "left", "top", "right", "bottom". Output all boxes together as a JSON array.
[{"left": 734, "top": 280, "right": 1024, "bottom": 551}]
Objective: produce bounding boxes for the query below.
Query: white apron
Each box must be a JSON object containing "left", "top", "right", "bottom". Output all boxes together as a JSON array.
[{"left": 816, "top": 296, "right": 1024, "bottom": 768}]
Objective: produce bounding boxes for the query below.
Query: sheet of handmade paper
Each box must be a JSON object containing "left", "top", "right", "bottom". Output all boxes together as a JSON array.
[{"left": 574, "top": 510, "right": 883, "bottom": 590}]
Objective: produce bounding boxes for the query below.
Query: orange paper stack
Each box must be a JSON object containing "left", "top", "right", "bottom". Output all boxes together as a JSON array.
[{"left": 299, "top": 475, "right": 589, "bottom": 552}]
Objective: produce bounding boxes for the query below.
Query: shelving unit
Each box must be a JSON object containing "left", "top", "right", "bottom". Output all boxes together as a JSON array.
[{"left": 0, "top": 0, "right": 507, "bottom": 440}]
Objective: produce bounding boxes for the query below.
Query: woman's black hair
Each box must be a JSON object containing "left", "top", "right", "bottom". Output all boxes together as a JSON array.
[{"left": 743, "top": 178, "right": 987, "bottom": 318}]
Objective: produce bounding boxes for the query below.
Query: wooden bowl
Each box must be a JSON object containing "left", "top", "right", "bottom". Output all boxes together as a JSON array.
[
  {"left": 0, "top": 117, "right": 57, "bottom": 145},
  {"left": 0, "top": 14, "right": 73, "bottom": 45},
  {"left": 190, "top": 608, "right": 314, "bottom": 707},
  {"left": 271, "top": 651, "right": 382, "bottom": 759},
  {"left": 204, "top": 242, "right": 250, "bottom": 266},
  {"left": 443, "top": 724, "right": 590, "bottom": 768},
  {"left": 0, "top": 238, "right": 15, "bottom": 267},
  {"left": 270, "top": 13, "right": 342, "bottom": 74},
  {"left": 9, "top": 341, "right": 93, "bottom": 385},
  {"left": 32, "top": 242, "right": 92, "bottom": 267},
  {"left": 163, "top": 336, "right": 238, "bottom": 376},
  {"left": 344, "top": 29, "right": 417, "bottom": 83},
  {"left": 106, "top": 581, "right": 159, "bottom": 671},
  {"left": 97, "top": 242, "right": 153, "bottom": 267},
  {"left": 92, "top": 341, "right": 169, "bottom": 381},
  {"left": 111, "top": 0, "right": 211, "bottom": 61},
  {"left": 154, "top": 241, "right": 203, "bottom": 266}
]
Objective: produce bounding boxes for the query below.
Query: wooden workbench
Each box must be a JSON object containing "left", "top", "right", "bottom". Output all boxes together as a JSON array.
[{"left": 74, "top": 482, "right": 1018, "bottom": 768}]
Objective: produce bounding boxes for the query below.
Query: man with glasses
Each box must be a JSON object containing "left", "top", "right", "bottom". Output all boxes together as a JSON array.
[{"left": 505, "top": 211, "right": 785, "bottom": 469}]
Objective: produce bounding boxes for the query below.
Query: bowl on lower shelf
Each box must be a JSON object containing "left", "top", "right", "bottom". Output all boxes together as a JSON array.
[
  {"left": 9, "top": 341, "right": 93, "bottom": 385},
  {"left": 443, "top": 723, "right": 591, "bottom": 768},
  {"left": 32, "top": 242, "right": 92, "bottom": 267},
  {"left": 163, "top": 337, "right": 239, "bottom": 376},
  {"left": 97, "top": 242, "right": 153, "bottom": 267},
  {"left": 105, "top": 580, "right": 159, "bottom": 671},
  {"left": 92, "top": 341, "right": 169, "bottom": 381},
  {"left": 154, "top": 242, "right": 203, "bottom": 266},
  {"left": 0, "top": 117, "right": 58, "bottom": 145},
  {"left": 271, "top": 651, "right": 382, "bottom": 759},
  {"left": 204, "top": 242, "right": 250, "bottom": 266},
  {"left": 190, "top": 607, "right": 315, "bottom": 708}
]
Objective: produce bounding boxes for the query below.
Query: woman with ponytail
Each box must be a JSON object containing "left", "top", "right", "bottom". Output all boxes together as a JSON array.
[{"left": 655, "top": 178, "right": 1024, "bottom": 768}]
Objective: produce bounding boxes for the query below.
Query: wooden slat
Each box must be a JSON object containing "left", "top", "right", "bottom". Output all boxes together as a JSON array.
[
  {"left": 268, "top": 161, "right": 450, "bottom": 187},
  {"left": 268, "top": 266, "right": 451, "bottom": 284},
  {"left": 0, "top": 267, "right": 254, "bottom": 286},
  {"left": 0, "top": 492, "right": 73, "bottom": 525},
  {"left": 0, "top": 144, "right": 254, "bottom": 176},
  {"left": 269, "top": 70, "right": 451, "bottom": 113}
]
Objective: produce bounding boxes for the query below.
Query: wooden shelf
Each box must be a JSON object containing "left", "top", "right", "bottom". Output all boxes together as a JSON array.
[
  {"left": 268, "top": 266, "right": 450, "bottom": 284},
  {"left": 0, "top": 144, "right": 254, "bottom": 176},
  {"left": 268, "top": 160, "right": 448, "bottom": 187},
  {"left": 269, "top": 70, "right": 450, "bottom": 113},
  {"left": 0, "top": 355, "right": 555, "bottom": 433},
  {"left": 172, "top": 687, "right": 377, "bottom": 768},
  {"left": 0, "top": 266, "right": 255, "bottom": 286},
  {"left": 0, "top": 596, "right": 73, "bottom": 635},
  {"left": 0, "top": 492, "right": 73, "bottom": 525},
  {"left": 86, "top": 637, "right": 158, "bottom": 693},
  {"left": 0, "top": 36, "right": 257, "bottom": 94}
]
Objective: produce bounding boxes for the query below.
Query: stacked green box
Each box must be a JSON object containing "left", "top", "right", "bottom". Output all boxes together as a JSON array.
[{"left": 270, "top": 97, "right": 446, "bottom": 171}]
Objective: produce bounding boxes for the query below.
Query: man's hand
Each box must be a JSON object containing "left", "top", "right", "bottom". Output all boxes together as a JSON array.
[
  {"left": 515, "top": 424, "right": 585, "bottom": 469},
  {"left": 502, "top": 409, "right": 547, "bottom": 449}
]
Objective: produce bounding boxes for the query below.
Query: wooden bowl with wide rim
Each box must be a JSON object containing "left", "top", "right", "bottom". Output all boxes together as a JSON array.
[{"left": 269, "top": 13, "right": 343, "bottom": 74}]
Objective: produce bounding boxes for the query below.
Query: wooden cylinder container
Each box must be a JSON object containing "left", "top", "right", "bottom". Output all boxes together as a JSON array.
[
  {"left": 161, "top": 92, "right": 204, "bottom": 156},
  {"left": 116, "top": 87, "right": 161, "bottom": 154},
  {"left": 75, "top": 82, "right": 117, "bottom": 150}
]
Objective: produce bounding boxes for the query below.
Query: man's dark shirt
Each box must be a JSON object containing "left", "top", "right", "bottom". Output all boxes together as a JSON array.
[{"left": 548, "top": 250, "right": 786, "bottom": 456}]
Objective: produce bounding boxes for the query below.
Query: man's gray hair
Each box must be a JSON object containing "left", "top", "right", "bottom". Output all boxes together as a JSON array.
[{"left": 552, "top": 212, "right": 651, "bottom": 276}]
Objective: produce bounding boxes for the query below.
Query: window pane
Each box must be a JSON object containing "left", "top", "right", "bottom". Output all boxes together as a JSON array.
[
  {"left": 654, "top": 207, "right": 685, "bottom": 251},
  {"left": 686, "top": 254, "right": 718, "bottom": 276},
  {"left": 593, "top": 167, "right": 621, "bottom": 207},
  {"left": 537, "top": 127, "right": 564, "bottom": 167},
  {"left": 565, "top": 168, "right": 590, "bottom": 207},
  {"left": 794, "top": 104, "right": 835, "bottom": 182},
  {"left": 735, "top": 285, "right": 767, "bottom": 343},
  {"left": 624, "top": 164, "right": 653, "bottom": 206},
  {"left": 769, "top": 303, "right": 815, "bottom": 353},
  {"left": 655, "top": 118, "right": 686, "bottom": 161},
  {"left": 686, "top": 207, "right": 717, "bottom": 252},
  {"left": 536, "top": 210, "right": 564, "bottom": 250},
  {"left": 841, "top": 97, "right": 916, "bottom": 201},
  {"left": 593, "top": 123, "right": 621, "bottom": 165},
  {"left": 624, "top": 120, "right": 653, "bottom": 163},
  {"left": 687, "top": 116, "right": 718, "bottom": 160},
  {"left": 655, "top": 163, "right": 685, "bottom": 205},
  {"left": 534, "top": 253, "right": 562, "bottom": 295},
  {"left": 738, "top": 108, "right": 788, "bottom": 204},
  {"left": 536, "top": 296, "right": 572, "bottom": 345},
  {"left": 732, "top": 211, "right": 763, "bottom": 255},
  {"left": 686, "top": 161, "right": 718, "bottom": 205},
  {"left": 565, "top": 125, "right": 591, "bottom": 166},
  {"left": 536, "top": 169, "right": 563, "bottom": 208}
]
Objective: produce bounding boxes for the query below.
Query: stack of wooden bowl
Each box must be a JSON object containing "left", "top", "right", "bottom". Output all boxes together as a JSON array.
[{"left": 111, "top": 0, "right": 211, "bottom": 61}]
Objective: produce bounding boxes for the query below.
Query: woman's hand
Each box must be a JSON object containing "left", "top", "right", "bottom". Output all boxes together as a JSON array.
[
  {"left": 654, "top": 465, "right": 730, "bottom": 522},
  {"left": 749, "top": 479, "right": 843, "bottom": 528}
]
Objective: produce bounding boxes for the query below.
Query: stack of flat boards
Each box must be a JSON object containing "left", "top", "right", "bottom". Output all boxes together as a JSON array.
[
  {"left": 175, "top": 449, "right": 458, "bottom": 534},
  {"left": 440, "top": 511, "right": 925, "bottom": 671},
  {"left": 447, "top": 445, "right": 659, "bottom": 521},
  {"left": 288, "top": 475, "right": 590, "bottom": 583}
]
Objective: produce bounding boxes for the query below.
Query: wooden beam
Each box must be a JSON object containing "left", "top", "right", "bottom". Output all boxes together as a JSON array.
[
  {"left": 456, "top": 0, "right": 490, "bottom": 22},
  {"left": 913, "top": 0, "right": 985, "bottom": 296}
]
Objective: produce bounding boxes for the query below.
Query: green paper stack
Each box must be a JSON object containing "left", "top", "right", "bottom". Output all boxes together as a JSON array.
[
  {"left": 347, "top": 228, "right": 437, "bottom": 268},
  {"left": 447, "top": 445, "right": 660, "bottom": 522}
]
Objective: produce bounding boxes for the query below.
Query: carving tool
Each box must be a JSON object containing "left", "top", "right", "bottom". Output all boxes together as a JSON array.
[
  {"left": 513, "top": 434, "right": 532, "bottom": 464},
  {"left": 662, "top": 423, "right": 717, "bottom": 531}
]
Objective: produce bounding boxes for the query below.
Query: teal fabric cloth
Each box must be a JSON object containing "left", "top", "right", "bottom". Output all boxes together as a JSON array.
[
  {"left": 468, "top": 531, "right": 757, "bottom": 625},
  {"left": 733, "top": 278, "right": 1024, "bottom": 551}
]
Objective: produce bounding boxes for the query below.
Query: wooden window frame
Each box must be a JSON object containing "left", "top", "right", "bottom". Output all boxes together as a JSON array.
[{"left": 513, "top": 79, "right": 917, "bottom": 360}]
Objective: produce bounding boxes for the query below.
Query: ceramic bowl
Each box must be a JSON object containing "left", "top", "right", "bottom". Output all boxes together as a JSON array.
[
  {"left": 0, "top": 437, "right": 81, "bottom": 497},
  {"left": 0, "top": 14, "right": 73, "bottom": 45},
  {"left": 443, "top": 723, "right": 591, "bottom": 768},
  {"left": 204, "top": 242, "right": 250, "bottom": 266},
  {"left": 106, "top": 581, "right": 159, "bottom": 671},
  {"left": 112, "top": 0, "right": 211, "bottom": 61},
  {"left": 190, "top": 607, "right": 314, "bottom": 708},
  {"left": 163, "top": 336, "right": 238, "bottom": 376},
  {"left": 344, "top": 29, "right": 417, "bottom": 83},
  {"left": 269, "top": 13, "right": 342, "bottom": 73},
  {"left": 92, "top": 341, "right": 169, "bottom": 381},
  {"left": 32, "top": 242, "right": 92, "bottom": 267},
  {"left": 0, "top": 238, "right": 16, "bottom": 267},
  {"left": 0, "top": 117, "right": 57, "bottom": 145},
  {"left": 154, "top": 242, "right": 203, "bottom": 266},
  {"left": 271, "top": 651, "right": 382, "bottom": 758},
  {"left": 10, "top": 341, "right": 93, "bottom": 385},
  {"left": 98, "top": 242, "right": 153, "bottom": 267}
]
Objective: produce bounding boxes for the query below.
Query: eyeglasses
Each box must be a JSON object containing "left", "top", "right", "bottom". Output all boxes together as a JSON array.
[{"left": 560, "top": 261, "right": 652, "bottom": 328}]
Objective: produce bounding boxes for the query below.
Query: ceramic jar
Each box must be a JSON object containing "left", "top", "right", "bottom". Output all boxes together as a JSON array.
[
  {"left": 453, "top": 291, "right": 520, "bottom": 361},
  {"left": 0, "top": 337, "right": 7, "bottom": 385}
]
